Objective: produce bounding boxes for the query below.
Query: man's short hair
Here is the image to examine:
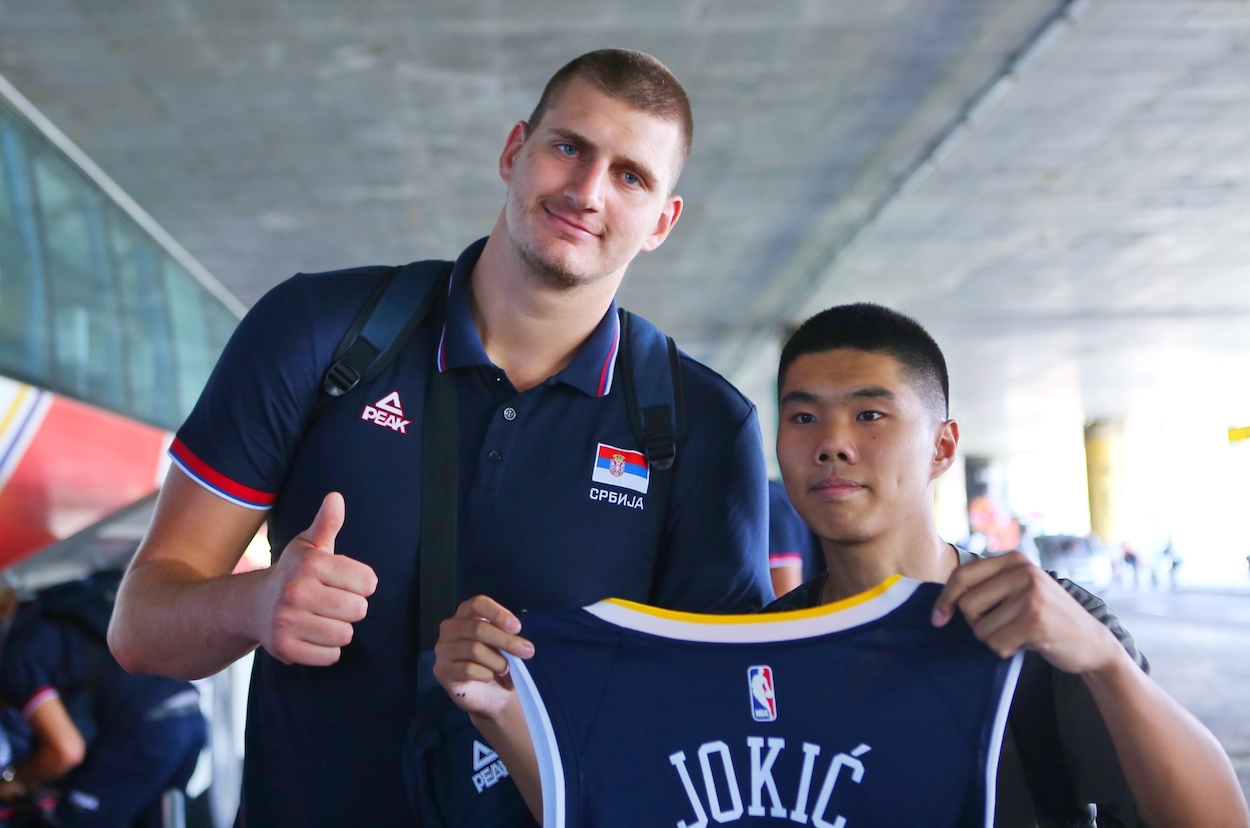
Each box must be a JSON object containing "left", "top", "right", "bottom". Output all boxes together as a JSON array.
[
  {"left": 779, "top": 303, "right": 950, "bottom": 419},
  {"left": 527, "top": 49, "right": 694, "bottom": 173}
]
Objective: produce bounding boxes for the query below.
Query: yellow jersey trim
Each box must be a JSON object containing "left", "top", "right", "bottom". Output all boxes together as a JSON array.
[{"left": 601, "top": 574, "right": 903, "bottom": 625}]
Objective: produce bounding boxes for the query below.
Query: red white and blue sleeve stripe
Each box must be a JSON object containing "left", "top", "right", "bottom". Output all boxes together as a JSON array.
[
  {"left": 768, "top": 552, "right": 804, "bottom": 569},
  {"left": 169, "top": 438, "right": 277, "bottom": 510},
  {"left": 21, "top": 686, "right": 59, "bottom": 719}
]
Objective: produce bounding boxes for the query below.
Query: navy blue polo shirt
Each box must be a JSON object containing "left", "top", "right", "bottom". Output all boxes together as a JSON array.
[
  {"left": 171, "top": 238, "right": 772, "bottom": 827},
  {"left": 768, "top": 479, "right": 824, "bottom": 582}
]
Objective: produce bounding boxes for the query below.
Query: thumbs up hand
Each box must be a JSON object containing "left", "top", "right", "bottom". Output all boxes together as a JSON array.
[{"left": 255, "top": 492, "right": 379, "bottom": 666}]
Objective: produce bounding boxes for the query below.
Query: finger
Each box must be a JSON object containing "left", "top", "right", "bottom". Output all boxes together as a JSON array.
[
  {"left": 954, "top": 565, "right": 1033, "bottom": 627},
  {"left": 439, "top": 616, "right": 534, "bottom": 659},
  {"left": 304, "top": 586, "right": 369, "bottom": 624},
  {"left": 442, "top": 661, "right": 503, "bottom": 687},
  {"left": 292, "top": 614, "right": 357, "bottom": 649},
  {"left": 979, "top": 615, "right": 1035, "bottom": 659},
  {"left": 272, "top": 604, "right": 356, "bottom": 647},
  {"left": 279, "top": 575, "right": 370, "bottom": 621},
  {"left": 313, "top": 553, "right": 378, "bottom": 598},
  {"left": 439, "top": 638, "right": 513, "bottom": 676},
  {"left": 966, "top": 592, "right": 1033, "bottom": 653},
  {"left": 458, "top": 595, "right": 522, "bottom": 635},
  {"left": 300, "top": 492, "right": 346, "bottom": 553},
  {"left": 271, "top": 639, "right": 343, "bottom": 667},
  {"left": 932, "top": 552, "right": 1026, "bottom": 626}
]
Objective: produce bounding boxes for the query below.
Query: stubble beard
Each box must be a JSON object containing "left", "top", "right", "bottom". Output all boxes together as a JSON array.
[
  {"left": 514, "top": 238, "right": 594, "bottom": 291},
  {"left": 509, "top": 198, "right": 617, "bottom": 292}
]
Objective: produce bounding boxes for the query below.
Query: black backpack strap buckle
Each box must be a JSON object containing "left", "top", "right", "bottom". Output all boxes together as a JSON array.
[
  {"left": 323, "top": 359, "right": 362, "bottom": 396},
  {"left": 323, "top": 334, "right": 381, "bottom": 396},
  {"left": 642, "top": 404, "right": 677, "bottom": 471}
]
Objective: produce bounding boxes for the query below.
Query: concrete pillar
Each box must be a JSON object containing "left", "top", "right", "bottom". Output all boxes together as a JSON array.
[{"left": 1084, "top": 420, "right": 1124, "bottom": 545}]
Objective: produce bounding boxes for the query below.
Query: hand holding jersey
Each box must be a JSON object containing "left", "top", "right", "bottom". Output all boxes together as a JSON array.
[
  {"left": 255, "top": 492, "right": 378, "bottom": 666},
  {"left": 932, "top": 550, "right": 1127, "bottom": 673},
  {"left": 434, "top": 596, "right": 533, "bottom": 717},
  {"left": 934, "top": 549, "right": 1246, "bottom": 827},
  {"left": 434, "top": 596, "right": 542, "bottom": 819}
]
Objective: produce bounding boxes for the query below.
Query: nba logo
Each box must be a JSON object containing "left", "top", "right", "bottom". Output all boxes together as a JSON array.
[{"left": 747, "top": 665, "right": 777, "bottom": 722}]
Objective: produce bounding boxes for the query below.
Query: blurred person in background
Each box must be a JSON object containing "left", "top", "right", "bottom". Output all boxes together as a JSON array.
[
  {"left": 1154, "top": 537, "right": 1182, "bottom": 591},
  {"left": 768, "top": 479, "right": 824, "bottom": 597},
  {"left": 1120, "top": 540, "right": 1140, "bottom": 588},
  {"left": 0, "top": 575, "right": 205, "bottom": 827}
]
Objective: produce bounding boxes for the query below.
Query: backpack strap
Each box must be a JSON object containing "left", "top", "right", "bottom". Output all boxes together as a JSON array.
[
  {"left": 307, "top": 259, "right": 455, "bottom": 653},
  {"left": 1010, "top": 651, "right": 1096, "bottom": 827},
  {"left": 418, "top": 331, "right": 458, "bottom": 653},
  {"left": 617, "top": 309, "right": 687, "bottom": 471},
  {"left": 320, "top": 260, "right": 452, "bottom": 402},
  {"left": 617, "top": 310, "right": 687, "bottom": 604}
]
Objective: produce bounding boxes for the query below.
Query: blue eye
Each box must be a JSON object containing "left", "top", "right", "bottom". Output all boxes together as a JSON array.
[
  {"left": 622, "top": 171, "right": 640, "bottom": 186},
  {"left": 557, "top": 143, "right": 577, "bottom": 156}
]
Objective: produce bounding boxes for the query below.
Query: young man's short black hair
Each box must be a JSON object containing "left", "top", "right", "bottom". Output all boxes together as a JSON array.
[{"left": 779, "top": 303, "right": 950, "bottom": 419}]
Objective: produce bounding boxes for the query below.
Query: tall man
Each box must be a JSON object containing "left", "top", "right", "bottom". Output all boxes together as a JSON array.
[{"left": 109, "top": 50, "right": 772, "bottom": 826}]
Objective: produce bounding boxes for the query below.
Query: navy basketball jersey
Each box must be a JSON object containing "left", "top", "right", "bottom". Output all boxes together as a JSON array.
[{"left": 504, "top": 576, "right": 1022, "bottom": 828}]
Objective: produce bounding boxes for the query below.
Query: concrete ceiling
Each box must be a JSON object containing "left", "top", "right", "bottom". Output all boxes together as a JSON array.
[
  {"left": 0, "top": 0, "right": 1064, "bottom": 360},
  {"left": 781, "top": 0, "right": 1250, "bottom": 459},
  {"left": 3, "top": 0, "right": 1248, "bottom": 468}
]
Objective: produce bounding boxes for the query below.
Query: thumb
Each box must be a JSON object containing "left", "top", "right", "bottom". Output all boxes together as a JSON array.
[{"left": 302, "top": 492, "right": 345, "bottom": 553}]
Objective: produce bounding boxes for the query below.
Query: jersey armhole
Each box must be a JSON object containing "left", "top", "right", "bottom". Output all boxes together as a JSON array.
[{"left": 505, "top": 654, "right": 567, "bottom": 828}]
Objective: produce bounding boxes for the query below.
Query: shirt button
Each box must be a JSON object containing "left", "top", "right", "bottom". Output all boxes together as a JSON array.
[
  {"left": 488, "top": 450, "right": 502, "bottom": 462},
  {"left": 503, "top": 407, "right": 516, "bottom": 421}
]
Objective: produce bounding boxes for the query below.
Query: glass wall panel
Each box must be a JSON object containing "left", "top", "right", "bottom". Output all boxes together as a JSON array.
[
  {"left": 163, "top": 259, "right": 214, "bottom": 421},
  {"left": 0, "top": 108, "right": 49, "bottom": 382},
  {"left": 108, "top": 209, "right": 179, "bottom": 428},
  {"left": 0, "top": 94, "right": 239, "bottom": 430},
  {"left": 32, "top": 147, "right": 126, "bottom": 410}
]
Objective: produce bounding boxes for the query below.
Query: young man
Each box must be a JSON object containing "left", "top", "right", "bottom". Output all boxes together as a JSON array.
[
  {"left": 765, "top": 303, "right": 1247, "bottom": 827},
  {"left": 109, "top": 50, "right": 772, "bottom": 826},
  {"left": 437, "top": 303, "right": 1249, "bottom": 828}
]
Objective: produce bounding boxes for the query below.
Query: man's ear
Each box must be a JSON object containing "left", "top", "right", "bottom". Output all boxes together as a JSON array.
[
  {"left": 499, "top": 121, "right": 529, "bottom": 184},
  {"left": 931, "top": 419, "right": 960, "bottom": 480},
  {"left": 639, "top": 194, "right": 683, "bottom": 253}
]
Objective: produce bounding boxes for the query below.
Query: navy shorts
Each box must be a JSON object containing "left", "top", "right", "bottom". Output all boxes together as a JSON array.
[{"left": 58, "top": 714, "right": 207, "bottom": 828}]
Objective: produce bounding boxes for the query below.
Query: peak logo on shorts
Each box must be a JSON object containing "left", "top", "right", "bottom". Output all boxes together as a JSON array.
[
  {"left": 361, "top": 391, "right": 411, "bottom": 434},
  {"left": 748, "top": 665, "right": 777, "bottom": 722},
  {"left": 471, "top": 739, "right": 510, "bottom": 793}
]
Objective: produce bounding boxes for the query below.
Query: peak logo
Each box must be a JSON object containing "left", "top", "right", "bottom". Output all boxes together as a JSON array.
[
  {"left": 361, "top": 392, "right": 411, "bottom": 434},
  {"left": 471, "top": 739, "right": 510, "bottom": 793}
]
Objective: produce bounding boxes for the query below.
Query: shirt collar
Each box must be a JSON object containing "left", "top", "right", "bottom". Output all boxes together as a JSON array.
[{"left": 436, "top": 237, "right": 622, "bottom": 398}]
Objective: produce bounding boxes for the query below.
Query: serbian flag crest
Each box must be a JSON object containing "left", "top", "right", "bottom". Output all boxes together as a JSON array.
[{"left": 591, "top": 443, "right": 650, "bottom": 494}]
